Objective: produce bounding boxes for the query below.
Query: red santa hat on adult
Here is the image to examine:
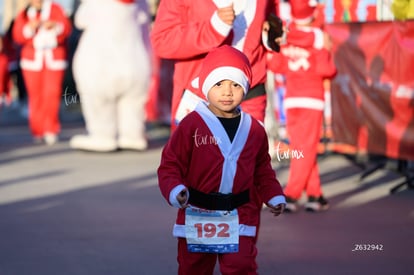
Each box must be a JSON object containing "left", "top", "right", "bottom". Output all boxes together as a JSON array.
[
  {"left": 290, "top": 0, "right": 318, "bottom": 25},
  {"left": 198, "top": 45, "right": 252, "bottom": 98}
]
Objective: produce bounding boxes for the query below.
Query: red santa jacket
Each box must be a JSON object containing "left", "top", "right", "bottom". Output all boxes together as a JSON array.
[
  {"left": 268, "top": 26, "right": 337, "bottom": 111},
  {"left": 152, "top": 0, "right": 285, "bottom": 121},
  {"left": 12, "top": 0, "right": 71, "bottom": 71},
  {"left": 158, "top": 102, "right": 285, "bottom": 237}
]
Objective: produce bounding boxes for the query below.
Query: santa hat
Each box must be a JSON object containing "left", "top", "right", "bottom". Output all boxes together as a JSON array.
[
  {"left": 291, "top": 0, "right": 318, "bottom": 24},
  {"left": 198, "top": 45, "right": 252, "bottom": 98}
]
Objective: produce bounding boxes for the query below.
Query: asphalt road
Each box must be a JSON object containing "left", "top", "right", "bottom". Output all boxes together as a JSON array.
[{"left": 0, "top": 104, "right": 413, "bottom": 275}]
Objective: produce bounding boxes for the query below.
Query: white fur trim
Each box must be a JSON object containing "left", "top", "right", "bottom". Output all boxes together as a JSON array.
[
  {"left": 312, "top": 28, "right": 324, "bottom": 50},
  {"left": 211, "top": 12, "right": 232, "bottom": 37},
  {"left": 284, "top": 97, "right": 325, "bottom": 110},
  {"left": 20, "top": 50, "right": 67, "bottom": 71},
  {"left": 268, "top": 195, "right": 286, "bottom": 207},
  {"left": 45, "top": 50, "right": 67, "bottom": 70},
  {"left": 202, "top": 66, "right": 249, "bottom": 97},
  {"left": 41, "top": 0, "right": 52, "bottom": 21},
  {"left": 213, "top": 0, "right": 233, "bottom": 9},
  {"left": 191, "top": 77, "right": 199, "bottom": 89},
  {"left": 309, "top": 0, "right": 318, "bottom": 7},
  {"left": 169, "top": 185, "right": 188, "bottom": 208},
  {"left": 27, "top": 0, "right": 52, "bottom": 20},
  {"left": 195, "top": 102, "right": 251, "bottom": 194},
  {"left": 20, "top": 51, "right": 43, "bottom": 71},
  {"left": 262, "top": 30, "right": 272, "bottom": 51},
  {"left": 231, "top": 0, "right": 256, "bottom": 51},
  {"left": 33, "top": 29, "right": 57, "bottom": 50}
]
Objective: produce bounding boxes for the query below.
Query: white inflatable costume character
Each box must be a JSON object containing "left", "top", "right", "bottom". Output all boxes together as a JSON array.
[{"left": 70, "top": 0, "right": 152, "bottom": 152}]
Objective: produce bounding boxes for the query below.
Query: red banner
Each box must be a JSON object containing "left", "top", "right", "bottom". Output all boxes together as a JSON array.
[{"left": 325, "top": 20, "right": 414, "bottom": 160}]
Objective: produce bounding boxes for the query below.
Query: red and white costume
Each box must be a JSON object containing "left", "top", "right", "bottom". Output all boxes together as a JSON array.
[
  {"left": 12, "top": 0, "right": 71, "bottom": 138},
  {"left": 268, "top": 1, "right": 337, "bottom": 200},
  {"left": 0, "top": 45, "right": 10, "bottom": 101},
  {"left": 158, "top": 46, "right": 285, "bottom": 274},
  {"left": 151, "top": 0, "right": 312, "bottom": 129},
  {"left": 70, "top": 0, "right": 152, "bottom": 152}
]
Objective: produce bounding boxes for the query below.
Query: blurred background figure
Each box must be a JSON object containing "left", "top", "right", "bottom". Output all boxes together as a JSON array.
[
  {"left": 0, "top": 32, "right": 11, "bottom": 105},
  {"left": 268, "top": 0, "right": 337, "bottom": 213},
  {"left": 70, "top": 0, "right": 152, "bottom": 152},
  {"left": 12, "top": 0, "right": 72, "bottom": 145},
  {"left": 1, "top": 19, "right": 28, "bottom": 118}
]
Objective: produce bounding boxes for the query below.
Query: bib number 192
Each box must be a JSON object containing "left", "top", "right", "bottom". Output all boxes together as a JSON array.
[
  {"left": 194, "top": 223, "right": 230, "bottom": 238},
  {"left": 185, "top": 207, "right": 239, "bottom": 253}
]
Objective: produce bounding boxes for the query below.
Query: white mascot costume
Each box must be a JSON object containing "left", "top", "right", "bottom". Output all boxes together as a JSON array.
[{"left": 70, "top": 0, "right": 152, "bottom": 152}]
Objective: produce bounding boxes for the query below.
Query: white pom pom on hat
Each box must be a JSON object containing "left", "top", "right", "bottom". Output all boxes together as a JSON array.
[
  {"left": 198, "top": 45, "right": 252, "bottom": 98},
  {"left": 291, "top": 0, "right": 318, "bottom": 24}
]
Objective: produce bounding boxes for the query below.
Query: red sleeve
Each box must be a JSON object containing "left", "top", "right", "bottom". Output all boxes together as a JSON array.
[
  {"left": 315, "top": 49, "right": 337, "bottom": 79},
  {"left": 157, "top": 117, "right": 193, "bottom": 204},
  {"left": 50, "top": 4, "right": 72, "bottom": 45},
  {"left": 12, "top": 11, "right": 31, "bottom": 46},
  {"left": 267, "top": 51, "right": 288, "bottom": 74},
  {"left": 150, "top": 0, "right": 228, "bottom": 59},
  {"left": 252, "top": 122, "right": 284, "bottom": 202}
]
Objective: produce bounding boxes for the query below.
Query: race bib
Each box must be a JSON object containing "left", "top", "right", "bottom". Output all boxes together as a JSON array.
[{"left": 185, "top": 207, "right": 239, "bottom": 253}]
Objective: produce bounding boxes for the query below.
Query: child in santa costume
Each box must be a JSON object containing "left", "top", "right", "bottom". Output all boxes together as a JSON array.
[
  {"left": 158, "top": 45, "right": 286, "bottom": 275},
  {"left": 151, "top": 0, "right": 320, "bottom": 130},
  {"left": 70, "top": 0, "right": 152, "bottom": 152},
  {"left": 268, "top": 0, "right": 337, "bottom": 212},
  {"left": 12, "top": 0, "right": 72, "bottom": 145}
]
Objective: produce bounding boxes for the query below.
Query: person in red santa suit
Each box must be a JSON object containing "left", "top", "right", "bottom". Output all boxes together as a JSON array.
[
  {"left": 150, "top": 0, "right": 320, "bottom": 131},
  {"left": 158, "top": 45, "right": 286, "bottom": 275},
  {"left": 12, "top": 0, "right": 71, "bottom": 145},
  {"left": 268, "top": 0, "right": 337, "bottom": 212}
]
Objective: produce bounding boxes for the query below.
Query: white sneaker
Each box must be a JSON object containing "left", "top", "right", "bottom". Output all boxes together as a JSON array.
[{"left": 44, "top": 133, "right": 58, "bottom": 145}]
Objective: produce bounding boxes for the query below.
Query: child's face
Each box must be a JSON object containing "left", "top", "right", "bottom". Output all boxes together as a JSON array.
[{"left": 207, "top": 79, "right": 244, "bottom": 118}]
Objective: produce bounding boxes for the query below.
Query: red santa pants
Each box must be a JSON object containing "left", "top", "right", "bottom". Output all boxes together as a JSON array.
[
  {"left": 0, "top": 54, "right": 9, "bottom": 98},
  {"left": 284, "top": 108, "right": 323, "bottom": 199},
  {"left": 177, "top": 236, "right": 258, "bottom": 275},
  {"left": 23, "top": 68, "right": 64, "bottom": 137}
]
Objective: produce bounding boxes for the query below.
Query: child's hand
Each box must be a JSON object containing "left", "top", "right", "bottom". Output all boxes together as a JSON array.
[
  {"left": 267, "top": 203, "right": 285, "bottom": 216},
  {"left": 217, "top": 4, "right": 235, "bottom": 26},
  {"left": 176, "top": 188, "right": 188, "bottom": 208}
]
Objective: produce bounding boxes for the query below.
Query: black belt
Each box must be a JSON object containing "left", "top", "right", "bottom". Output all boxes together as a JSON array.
[
  {"left": 188, "top": 187, "right": 250, "bottom": 211},
  {"left": 244, "top": 83, "right": 266, "bottom": 101}
]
